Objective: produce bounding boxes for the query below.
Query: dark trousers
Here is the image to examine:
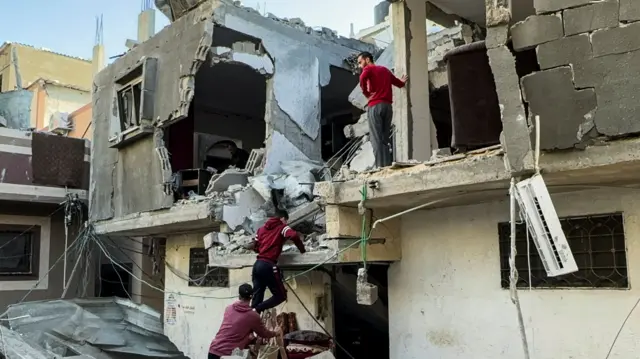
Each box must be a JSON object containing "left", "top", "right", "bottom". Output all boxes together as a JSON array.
[
  {"left": 367, "top": 102, "right": 393, "bottom": 168},
  {"left": 208, "top": 354, "right": 220, "bottom": 359},
  {"left": 251, "top": 260, "right": 287, "bottom": 313}
]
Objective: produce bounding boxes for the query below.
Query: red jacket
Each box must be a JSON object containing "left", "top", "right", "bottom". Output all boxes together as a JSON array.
[
  {"left": 209, "top": 301, "right": 275, "bottom": 356},
  {"left": 255, "top": 217, "right": 306, "bottom": 264},
  {"left": 359, "top": 64, "right": 406, "bottom": 107}
]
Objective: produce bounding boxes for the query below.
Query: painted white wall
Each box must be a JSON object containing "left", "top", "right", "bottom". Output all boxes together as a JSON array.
[
  {"left": 43, "top": 86, "right": 90, "bottom": 129},
  {"left": 164, "top": 233, "right": 332, "bottom": 359},
  {"left": 389, "top": 188, "right": 640, "bottom": 359}
]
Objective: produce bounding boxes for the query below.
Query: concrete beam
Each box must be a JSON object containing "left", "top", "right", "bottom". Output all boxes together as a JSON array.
[
  {"left": 390, "top": 0, "right": 434, "bottom": 161},
  {"left": 93, "top": 201, "right": 218, "bottom": 237},
  {"left": 315, "top": 137, "right": 640, "bottom": 208},
  {"left": 426, "top": 1, "right": 468, "bottom": 28}
]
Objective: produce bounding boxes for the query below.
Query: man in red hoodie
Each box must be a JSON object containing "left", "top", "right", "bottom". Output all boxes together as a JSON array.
[
  {"left": 357, "top": 51, "right": 408, "bottom": 168},
  {"left": 208, "top": 283, "right": 278, "bottom": 359},
  {"left": 250, "top": 209, "right": 306, "bottom": 313}
]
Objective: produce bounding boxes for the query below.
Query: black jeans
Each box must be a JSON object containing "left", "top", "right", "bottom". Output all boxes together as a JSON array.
[
  {"left": 367, "top": 102, "right": 393, "bottom": 168},
  {"left": 251, "top": 260, "right": 287, "bottom": 313},
  {"left": 208, "top": 354, "right": 220, "bottom": 359}
]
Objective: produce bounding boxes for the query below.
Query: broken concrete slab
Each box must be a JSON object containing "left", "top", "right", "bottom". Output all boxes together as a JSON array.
[
  {"left": 536, "top": 33, "right": 593, "bottom": 70},
  {"left": 486, "top": 45, "right": 534, "bottom": 174},
  {"left": 521, "top": 67, "right": 597, "bottom": 149},
  {"left": 204, "top": 231, "right": 230, "bottom": 249},
  {"left": 534, "top": 0, "right": 593, "bottom": 14},
  {"left": 591, "top": 22, "right": 640, "bottom": 58},
  {"left": 206, "top": 169, "right": 250, "bottom": 194},
  {"left": 620, "top": 0, "right": 640, "bottom": 22},
  {"left": 288, "top": 201, "right": 322, "bottom": 227},
  {"left": 512, "top": 14, "right": 564, "bottom": 51},
  {"left": 221, "top": 187, "right": 266, "bottom": 231},
  {"left": 563, "top": 1, "right": 619, "bottom": 36},
  {"left": 349, "top": 141, "right": 375, "bottom": 173}
]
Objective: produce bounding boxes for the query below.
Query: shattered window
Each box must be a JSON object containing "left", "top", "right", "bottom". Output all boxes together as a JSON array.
[
  {"left": 188, "top": 248, "right": 229, "bottom": 287},
  {"left": 117, "top": 80, "right": 142, "bottom": 131},
  {"left": 0, "top": 227, "right": 38, "bottom": 277},
  {"left": 498, "top": 213, "right": 628, "bottom": 289}
]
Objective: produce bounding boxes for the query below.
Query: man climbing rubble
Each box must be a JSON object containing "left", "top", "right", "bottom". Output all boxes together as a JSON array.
[
  {"left": 357, "top": 51, "right": 408, "bottom": 168},
  {"left": 249, "top": 209, "right": 306, "bottom": 313},
  {"left": 208, "top": 284, "right": 280, "bottom": 359}
]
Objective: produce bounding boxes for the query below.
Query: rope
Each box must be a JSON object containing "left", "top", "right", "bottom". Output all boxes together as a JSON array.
[
  {"left": 360, "top": 182, "right": 368, "bottom": 271},
  {"left": 509, "top": 178, "right": 531, "bottom": 359}
]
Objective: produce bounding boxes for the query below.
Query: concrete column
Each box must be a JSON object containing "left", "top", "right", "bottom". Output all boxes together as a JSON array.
[
  {"left": 92, "top": 44, "right": 105, "bottom": 77},
  {"left": 485, "top": 0, "right": 535, "bottom": 174},
  {"left": 390, "top": 0, "right": 434, "bottom": 161},
  {"left": 137, "top": 9, "right": 156, "bottom": 43}
]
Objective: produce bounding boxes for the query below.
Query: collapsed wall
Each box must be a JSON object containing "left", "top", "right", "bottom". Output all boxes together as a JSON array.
[
  {"left": 183, "top": 157, "right": 332, "bottom": 262},
  {"left": 511, "top": 0, "right": 640, "bottom": 150}
]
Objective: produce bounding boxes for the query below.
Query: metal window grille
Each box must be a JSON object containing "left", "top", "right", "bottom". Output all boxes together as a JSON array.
[
  {"left": 188, "top": 248, "right": 229, "bottom": 287},
  {"left": 498, "top": 212, "right": 628, "bottom": 289}
]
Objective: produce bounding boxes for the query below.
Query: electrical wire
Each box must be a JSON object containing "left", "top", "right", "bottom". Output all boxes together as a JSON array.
[
  {"left": 17, "top": 226, "right": 87, "bottom": 304},
  {"left": 92, "top": 229, "right": 367, "bottom": 300}
]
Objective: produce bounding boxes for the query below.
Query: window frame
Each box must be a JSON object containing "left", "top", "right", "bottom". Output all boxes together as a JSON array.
[
  {"left": 188, "top": 247, "right": 230, "bottom": 288},
  {"left": 108, "top": 57, "right": 158, "bottom": 149},
  {"left": 0, "top": 224, "right": 40, "bottom": 279},
  {"left": 498, "top": 212, "right": 628, "bottom": 290}
]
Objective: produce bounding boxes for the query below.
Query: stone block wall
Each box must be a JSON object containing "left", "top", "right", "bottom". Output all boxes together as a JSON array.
[{"left": 511, "top": 0, "right": 640, "bottom": 150}]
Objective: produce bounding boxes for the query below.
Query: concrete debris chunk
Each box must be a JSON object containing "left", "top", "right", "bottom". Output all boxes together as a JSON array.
[
  {"left": 244, "top": 148, "right": 265, "bottom": 174},
  {"left": 349, "top": 141, "right": 375, "bottom": 173},
  {"left": 356, "top": 268, "right": 378, "bottom": 306},
  {"left": 206, "top": 169, "right": 250, "bottom": 195}
]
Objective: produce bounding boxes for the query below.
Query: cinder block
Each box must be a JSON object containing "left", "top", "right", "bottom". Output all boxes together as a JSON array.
[
  {"left": 537, "top": 34, "right": 593, "bottom": 69},
  {"left": 511, "top": 14, "right": 564, "bottom": 51},
  {"left": 564, "top": 1, "right": 619, "bottom": 35},
  {"left": 572, "top": 50, "right": 640, "bottom": 136},
  {"left": 535, "top": 0, "right": 593, "bottom": 14},
  {"left": 620, "top": 0, "right": 640, "bottom": 22},
  {"left": 521, "top": 67, "right": 597, "bottom": 149},
  {"left": 591, "top": 22, "right": 640, "bottom": 57}
]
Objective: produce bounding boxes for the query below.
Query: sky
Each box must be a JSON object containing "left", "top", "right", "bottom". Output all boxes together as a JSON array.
[{"left": 0, "top": 0, "right": 382, "bottom": 61}]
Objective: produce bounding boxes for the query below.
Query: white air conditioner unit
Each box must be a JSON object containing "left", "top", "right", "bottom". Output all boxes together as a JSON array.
[
  {"left": 515, "top": 174, "right": 578, "bottom": 277},
  {"left": 49, "top": 112, "right": 72, "bottom": 135}
]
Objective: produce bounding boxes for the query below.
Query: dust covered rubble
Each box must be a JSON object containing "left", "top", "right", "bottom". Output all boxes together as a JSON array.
[{"left": 187, "top": 160, "right": 333, "bottom": 259}]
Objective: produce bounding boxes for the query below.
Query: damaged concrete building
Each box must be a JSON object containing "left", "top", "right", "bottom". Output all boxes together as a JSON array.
[{"left": 89, "top": 0, "right": 640, "bottom": 358}]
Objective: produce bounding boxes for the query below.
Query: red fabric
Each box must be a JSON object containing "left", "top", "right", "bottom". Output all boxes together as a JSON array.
[
  {"left": 209, "top": 301, "right": 276, "bottom": 356},
  {"left": 359, "top": 64, "right": 406, "bottom": 107},
  {"left": 255, "top": 218, "right": 306, "bottom": 264}
]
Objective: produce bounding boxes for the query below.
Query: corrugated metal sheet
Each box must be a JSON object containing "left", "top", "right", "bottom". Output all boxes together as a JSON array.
[{"left": 3, "top": 298, "right": 189, "bottom": 359}]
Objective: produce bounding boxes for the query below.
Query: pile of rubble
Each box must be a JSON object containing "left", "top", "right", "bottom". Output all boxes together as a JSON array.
[{"left": 179, "top": 157, "right": 333, "bottom": 260}]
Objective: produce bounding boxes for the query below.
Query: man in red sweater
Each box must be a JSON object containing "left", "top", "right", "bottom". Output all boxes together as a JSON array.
[
  {"left": 250, "top": 209, "right": 306, "bottom": 313},
  {"left": 208, "top": 284, "right": 278, "bottom": 359},
  {"left": 357, "top": 51, "right": 408, "bottom": 168}
]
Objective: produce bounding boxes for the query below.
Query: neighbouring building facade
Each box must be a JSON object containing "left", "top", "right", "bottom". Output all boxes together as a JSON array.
[
  {"left": 0, "top": 97, "right": 92, "bottom": 311},
  {"left": 0, "top": 42, "right": 94, "bottom": 139},
  {"left": 89, "top": 0, "right": 640, "bottom": 359}
]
